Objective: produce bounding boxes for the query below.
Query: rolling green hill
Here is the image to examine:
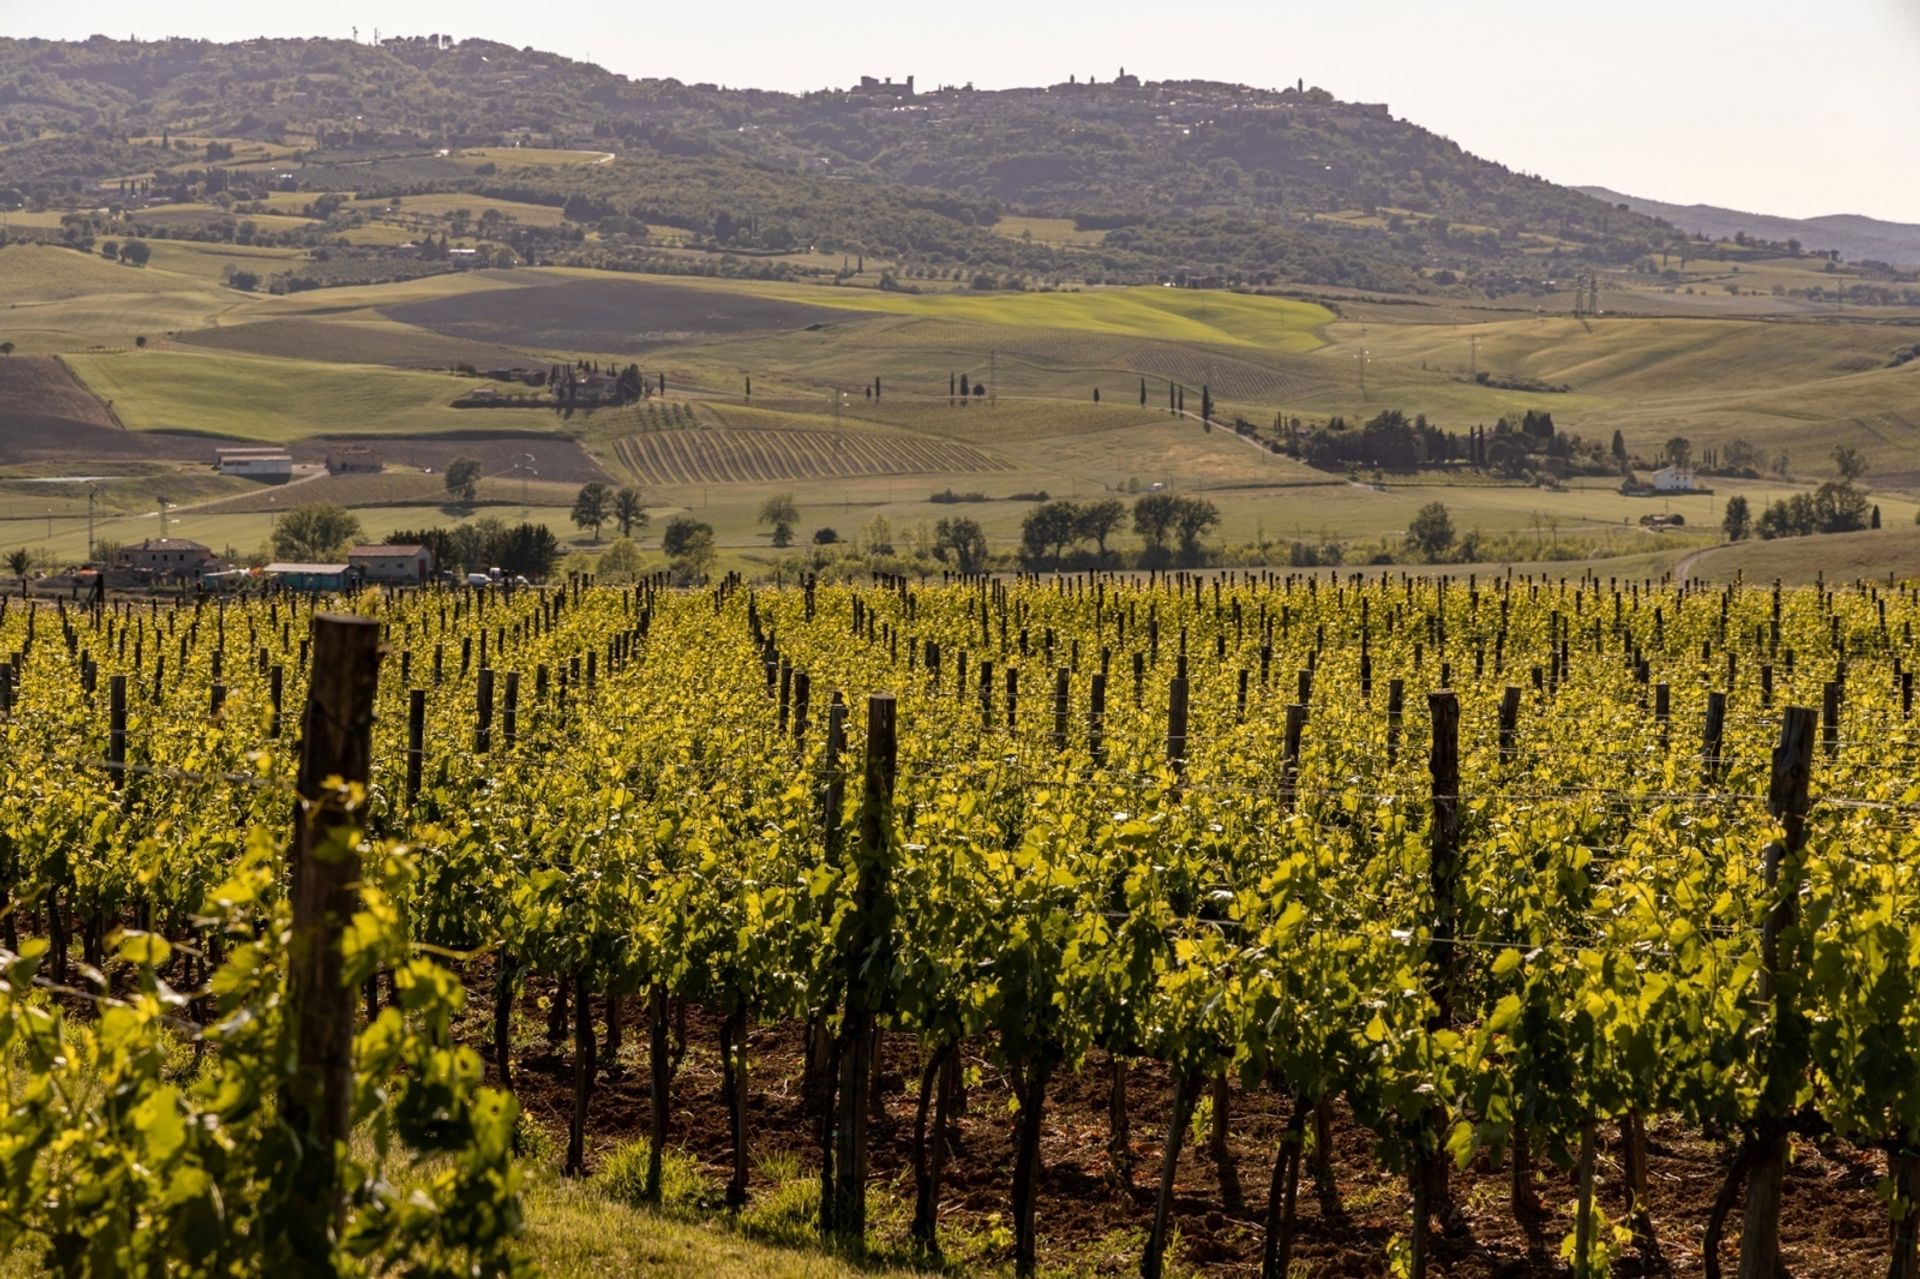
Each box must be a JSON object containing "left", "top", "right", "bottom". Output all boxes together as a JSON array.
[{"left": 0, "top": 35, "right": 1686, "bottom": 295}]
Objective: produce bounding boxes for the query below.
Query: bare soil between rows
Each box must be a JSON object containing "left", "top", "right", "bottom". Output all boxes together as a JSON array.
[{"left": 467, "top": 971, "right": 1891, "bottom": 1277}]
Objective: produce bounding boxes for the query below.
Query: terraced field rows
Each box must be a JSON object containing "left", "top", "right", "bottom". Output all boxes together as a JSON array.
[{"left": 610, "top": 428, "right": 1011, "bottom": 485}]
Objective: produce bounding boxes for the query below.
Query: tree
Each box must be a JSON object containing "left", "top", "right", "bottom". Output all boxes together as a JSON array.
[
  {"left": 1132, "top": 493, "right": 1179, "bottom": 551},
  {"left": 613, "top": 486, "right": 649, "bottom": 538},
  {"left": 595, "top": 538, "right": 647, "bottom": 583},
  {"left": 933, "top": 517, "right": 988, "bottom": 573},
  {"left": 1075, "top": 498, "right": 1127, "bottom": 559},
  {"left": 134, "top": 335, "right": 147, "bottom": 349},
  {"left": 6, "top": 547, "right": 32, "bottom": 595},
  {"left": 662, "top": 516, "right": 715, "bottom": 582},
  {"left": 1021, "top": 500, "right": 1081, "bottom": 566},
  {"left": 759, "top": 492, "right": 800, "bottom": 547},
  {"left": 1171, "top": 496, "right": 1220, "bottom": 563},
  {"left": 1486, "top": 431, "right": 1533, "bottom": 478},
  {"left": 1721, "top": 495, "right": 1751, "bottom": 542},
  {"left": 1831, "top": 445, "right": 1869, "bottom": 481},
  {"left": 1812, "top": 480, "right": 1869, "bottom": 533},
  {"left": 571, "top": 482, "right": 613, "bottom": 540},
  {"left": 1406, "top": 501, "right": 1456, "bottom": 562},
  {"left": 118, "top": 239, "right": 150, "bottom": 266},
  {"left": 862, "top": 514, "right": 894, "bottom": 557},
  {"left": 0, "top": 342, "right": 13, "bottom": 357},
  {"left": 1610, "top": 430, "right": 1628, "bottom": 470},
  {"left": 1872, "top": 504, "right": 1882, "bottom": 529},
  {"left": 1662, "top": 437, "right": 1692, "bottom": 469},
  {"left": 498, "top": 523, "right": 561, "bottom": 579},
  {"left": 272, "top": 504, "right": 361, "bottom": 561},
  {"left": 444, "top": 456, "right": 483, "bottom": 505},
  {"left": 1721, "top": 438, "right": 1761, "bottom": 475}
]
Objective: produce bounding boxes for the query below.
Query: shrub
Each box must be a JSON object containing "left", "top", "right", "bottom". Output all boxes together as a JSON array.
[{"left": 595, "top": 1138, "right": 710, "bottom": 1211}]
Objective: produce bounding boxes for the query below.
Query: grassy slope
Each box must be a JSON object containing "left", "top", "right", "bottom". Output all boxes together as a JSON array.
[
  {"left": 1313, "top": 314, "right": 1920, "bottom": 480},
  {"left": 0, "top": 242, "right": 244, "bottom": 352},
  {"left": 1687, "top": 524, "right": 1920, "bottom": 585},
  {"left": 62, "top": 349, "right": 559, "bottom": 441}
]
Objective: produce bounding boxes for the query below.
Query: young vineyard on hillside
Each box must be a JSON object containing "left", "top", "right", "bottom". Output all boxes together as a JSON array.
[{"left": 3, "top": 569, "right": 1920, "bottom": 1277}]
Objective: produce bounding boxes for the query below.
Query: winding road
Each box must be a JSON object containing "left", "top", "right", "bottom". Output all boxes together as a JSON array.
[{"left": 1672, "top": 543, "right": 1724, "bottom": 583}]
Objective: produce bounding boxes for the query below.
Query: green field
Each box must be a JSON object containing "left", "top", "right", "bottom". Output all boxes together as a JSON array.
[
  {"left": 668, "top": 279, "right": 1335, "bottom": 351},
  {"left": 63, "top": 349, "right": 559, "bottom": 440},
  {"left": 7, "top": 253, "right": 1920, "bottom": 583},
  {"left": 993, "top": 215, "right": 1109, "bottom": 247},
  {"left": 452, "top": 146, "right": 614, "bottom": 167}
]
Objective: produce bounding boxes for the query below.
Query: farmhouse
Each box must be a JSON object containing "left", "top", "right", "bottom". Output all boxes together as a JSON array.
[
  {"left": 325, "top": 444, "right": 382, "bottom": 474},
  {"left": 116, "top": 538, "right": 219, "bottom": 575},
  {"left": 1652, "top": 465, "right": 1697, "bottom": 492},
  {"left": 215, "top": 447, "right": 293, "bottom": 480},
  {"left": 347, "top": 544, "right": 434, "bottom": 585}
]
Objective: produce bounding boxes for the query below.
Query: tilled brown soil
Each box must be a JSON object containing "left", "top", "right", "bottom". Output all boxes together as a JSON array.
[
  {"left": 471, "top": 975, "right": 1891, "bottom": 1276},
  {"left": 383, "top": 276, "right": 853, "bottom": 354}
]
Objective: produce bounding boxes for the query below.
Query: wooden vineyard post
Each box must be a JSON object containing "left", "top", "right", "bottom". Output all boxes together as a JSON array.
[
  {"left": 1386, "top": 678, "right": 1406, "bottom": 766},
  {"left": 1497, "top": 685, "right": 1521, "bottom": 762},
  {"left": 475, "top": 667, "right": 493, "bottom": 753},
  {"left": 1089, "top": 672, "right": 1107, "bottom": 765},
  {"left": 503, "top": 671, "right": 519, "bottom": 749},
  {"left": 811, "top": 691, "right": 851, "bottom": 1228},
  {"left": 406, "top": 689, "right": 425, "bottom": 804},
  {"left": 1282, "top": 703, "right": 1306, "bottom": 807},
  {"left": 1702, "top": 690, "right": 1728, "bottom": 785},
  {"left": 824, "top": 695, "right": 848, "bottom": 864},
  {"left": 1052, "top": 667, "right": 1069, "bottom": 753},
  {"left": 281, "top": 614, "right": 382, "bottom": 1258},
  {"left": 1416, "top": 690, "right": 1462, "bottom": 1276},
  {"left": 1166, "top": 671, "right": 1190, "bottom": 780},
  {"left": 107, "top": 674, "right": 126, "bottom": 790},
  {"left": 831, "top": 693, "right": 897, "bottom": 1249},
  {"left": 1143, "top": 683, "right": 1204, "bottom": 1279},
  {"left": 1736, "top": 706, "right": 1815, "bottom": 1279}
]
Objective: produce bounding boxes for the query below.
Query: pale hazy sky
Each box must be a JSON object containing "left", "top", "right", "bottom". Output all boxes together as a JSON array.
[{"left": 7, "top": 0, "right": 1919, "bottom": 222}]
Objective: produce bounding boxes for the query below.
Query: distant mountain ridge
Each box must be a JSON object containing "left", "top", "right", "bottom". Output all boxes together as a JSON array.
[
  {"left": 0, "top": 36, "right": 1695, "bottom": 295},
  {"left": 1580, "top": 186, "right": 1920, "bottom": 268}
]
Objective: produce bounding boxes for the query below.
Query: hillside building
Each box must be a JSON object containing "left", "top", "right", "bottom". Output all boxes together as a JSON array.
[
  {"left": 116, "top": 538, "right": 219, "bottom": 576},
  {"left": 263, "top": 562, "right": 361, "bottom": 593},
  {"left": 1652, "top": 465, "right": 1697, "bottom": 492},
  {"left": 325, "top": 444, "right": 382, "bottom": 474},
  {"left": 348, "top": 544, "right": 434, "bottom": 585},
  {"left": 215, "top": 447, "right": 293, "bottom": 480}
]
